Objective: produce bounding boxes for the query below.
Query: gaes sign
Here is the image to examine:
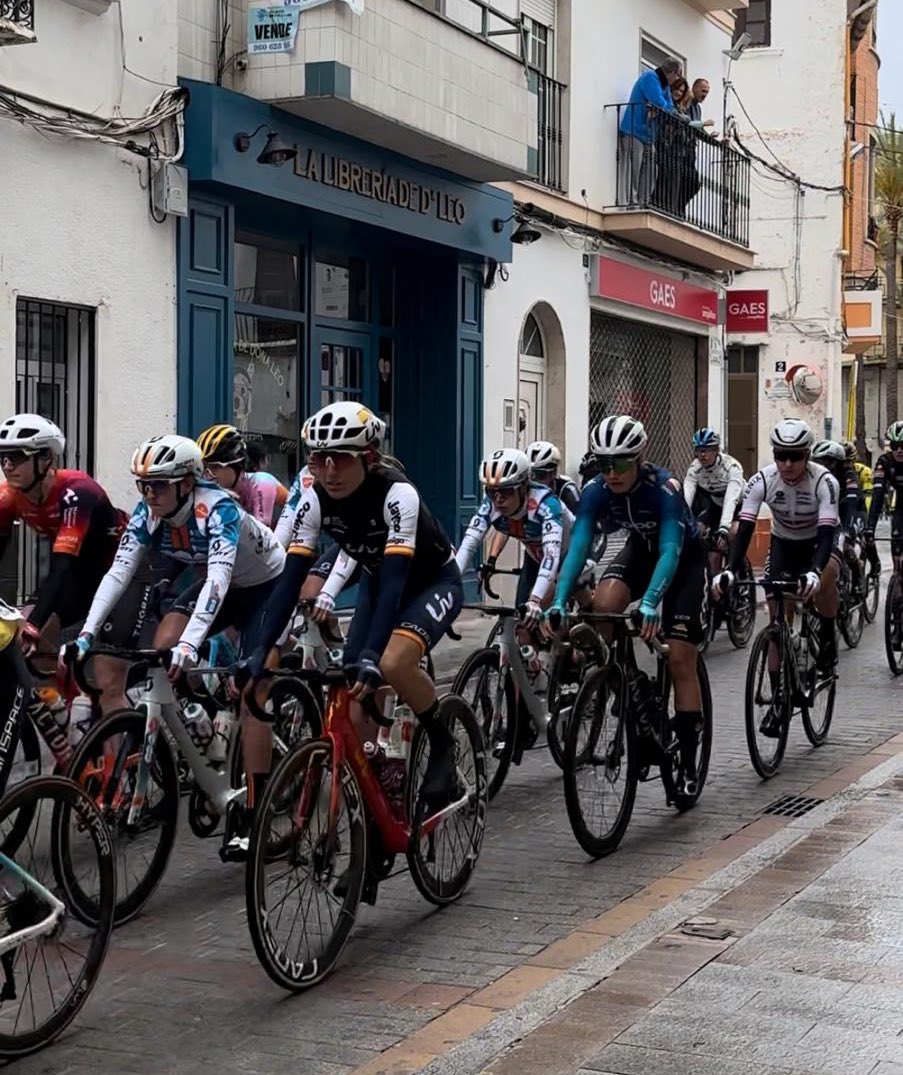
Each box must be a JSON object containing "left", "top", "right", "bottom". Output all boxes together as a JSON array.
[
  {"left": 726, "top": 289, "right": 769, "bottom": 334},
  {"left": 593, "top": 256, "right": 719, "bottom": 326}
]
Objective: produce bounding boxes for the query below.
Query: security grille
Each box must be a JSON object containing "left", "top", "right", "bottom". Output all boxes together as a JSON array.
[
  {"left": 589, "top": 313, "right": 699, "bottom": 474},
  {"left": 2, "top": 300, "right": 96, "bottom": 604}
]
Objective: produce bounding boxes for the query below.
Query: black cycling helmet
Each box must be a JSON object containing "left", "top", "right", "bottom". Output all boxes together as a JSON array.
[{"left": 196, "top": 424, "right": 248, "bottom": 467}]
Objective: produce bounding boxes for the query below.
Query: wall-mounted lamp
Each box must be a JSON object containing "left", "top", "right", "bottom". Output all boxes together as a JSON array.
[
  {"left": 492, "top": 203, "right": 542, "bottom": 246},
  {"left": 233, "top": 124, "right": 297, "bottom": 166}
]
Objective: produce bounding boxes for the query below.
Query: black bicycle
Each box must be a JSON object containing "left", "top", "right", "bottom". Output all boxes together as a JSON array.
[
  {"left": 744, "top": 580, "right": 837, "bottom": 778},
  {"left": 837, "top": 537, "right": 867, "bottom": 650},
  {"left": 700, "top": 542, "right": 756, "bottom": 653},
  {"left": 559, "top": 611, "right": 713, "bottom": 858}
]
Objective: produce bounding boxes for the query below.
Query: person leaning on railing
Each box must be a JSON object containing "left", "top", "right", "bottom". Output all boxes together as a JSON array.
[{"left": 617, "top": 58, "right": 682, "bottom": 205}]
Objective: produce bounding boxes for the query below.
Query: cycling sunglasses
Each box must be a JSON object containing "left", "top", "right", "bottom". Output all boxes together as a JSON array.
[
  {"left": 307, "top": 450, "right": 361, "bottom": 469},
  {"left": 135, "top": 477, "right": 181, "bottom": 496},
  {"left": 596, "top": 455, "right": 638, "bottom": 475},
  {"left": 773, "top": 450, "right": 806, "bottom": 463},
  {"left": 487, "top": 486, "right": 519, "bottom": 501},
  {"left": 0, "top": 449, "right": 38, "bottom": 468},
  {"left": 891, "top": 442, "right": 903, "bottom": 451}
]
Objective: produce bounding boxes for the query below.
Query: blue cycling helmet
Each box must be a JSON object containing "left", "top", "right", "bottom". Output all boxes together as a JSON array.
[{"left": 692, "top": 428, "right": 720, "bottom": 450}]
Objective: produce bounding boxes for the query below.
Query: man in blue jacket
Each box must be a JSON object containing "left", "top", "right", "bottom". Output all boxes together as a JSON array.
[{"left": 618, "top": 58, "right": 682, "bottom": 204}]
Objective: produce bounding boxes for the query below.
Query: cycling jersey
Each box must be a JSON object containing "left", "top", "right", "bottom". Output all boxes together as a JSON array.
[
  {"left": 555, "top": 464, "right": 697, "bottom": 612},
  {"left": 819, "top": 461, "right": 859, "bottom": 532},
  {"left": 0, "top": 470, "right": 127, "bottom": 630},
  {"left": 455, "top": 482, "right": 570, "bottom": 604},
  {"left": 683, "top": 452, "right": 744, "bottom": 530},
  {"left": 255, "top": 465, "right": 455, "bottom": 662},
  {"left": 82, "top": 481, "right": 285, "bottom": 651},
  {"left": 275, "top": 467, "right": 314, "bottom": 548},
  {"left": 236, "top": 471, "right": 289, "bottom": 530},
  {"left": 553, "top": 475, "right": 580, "bottom": 515},
  {"left": 867, "top": 453, "right": 903, "bottom": 530}
]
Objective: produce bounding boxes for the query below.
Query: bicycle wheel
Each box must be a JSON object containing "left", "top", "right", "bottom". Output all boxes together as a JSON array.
[
  {"left": 230, "top": 676, "right": 323, "bottom": 790},
  {"left": 0, "top": 776, "right": 115, "bottom": 1059},
  {"left": 563, "top": 665, "right": 637, "bottom": 858},
  {"left": 861, "top": 552, "right": 880, "bottom": 623},
  {"left": 838, "top": 559, "right": 865, "bottom": 650},
  {"left": 0, "top": 719, "right": 44, "bottom": 861},
  {"left": 885, "top": 574, "right": 903, "bottom": 676},
  {"left": 744, "top": 628, "right": 791, "bottom": 779},
  {"left": 406, "top": 695, "right": 487, "bottom": 906},
  {"left": 546, "top": 649, "right": 585, "bottom": 770},
  {"left": 659, "top": 655, "right": 713, "bottom": 811},
  {"left": 451, "top": 648, "right": 516, "bottom": 801},
  {"left": 65, "top": 710, "right": 179, "bottom": 926},
  {"left": 246, "top": 738, "right": 366, "bottom": 992},
  {"left": 727, "top": 560, "right": 756, "bottom": 649}
]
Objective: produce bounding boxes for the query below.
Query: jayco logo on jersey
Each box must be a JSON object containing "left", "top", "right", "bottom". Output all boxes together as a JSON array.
[{"left": 387, "top": 499, "right": 402, "bottom": 533}]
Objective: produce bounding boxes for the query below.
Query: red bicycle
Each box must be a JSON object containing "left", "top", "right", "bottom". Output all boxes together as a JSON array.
[{"left": 244, "top": 669, "right": 487, "bottom": 991}]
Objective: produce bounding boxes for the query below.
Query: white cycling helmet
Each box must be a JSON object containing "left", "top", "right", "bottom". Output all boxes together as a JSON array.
[
  {"left": 526, "top": 440, "right": 561, "bottom": 470},
  {"left": 0, "top": 414, "right": 65, "bottom": 457},
  {"left": 480, "top": 448, "right": 530, "bottom": 488},
  {"left": 131, "top": 435, "right": 204, "bottom": 479},
  {"left": 811, "top": 439, "right": 845, "bottom": 463},
  {"left": 770, "top": 418, "right": 814, "bottom": 451},
  {"left": 302, "top": 401, "right": 382, "bottom": 452},
  {"left": 590, "top": 415, "right": 647, "bottom": 457}
]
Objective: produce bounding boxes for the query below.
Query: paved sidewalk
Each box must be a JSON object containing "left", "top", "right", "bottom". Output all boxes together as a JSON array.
[{"left": 439, "top": 754, "right": 903, "bottom": 1075}]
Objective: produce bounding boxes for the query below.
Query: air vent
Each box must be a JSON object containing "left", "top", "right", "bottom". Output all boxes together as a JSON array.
[{"left": 762, "top": 794, "right": 824, "bottom": 819}]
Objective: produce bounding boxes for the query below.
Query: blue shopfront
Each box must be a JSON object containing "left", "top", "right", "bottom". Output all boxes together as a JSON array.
[{"left": 178, "top": 80, "right": 512, "bottom": 544}]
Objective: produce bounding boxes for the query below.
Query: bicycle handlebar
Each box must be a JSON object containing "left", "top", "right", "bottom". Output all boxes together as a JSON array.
[{"left": 480, "top": 564, "right": 521, "bottom": 601}]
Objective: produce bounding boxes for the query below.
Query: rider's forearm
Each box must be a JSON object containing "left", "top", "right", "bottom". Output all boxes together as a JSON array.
[
  {"left": 814, "top": 525, "right": 835, "bottom": 573},
  {"left": 81, "top": 546, "right": 144, "bottom": 638},
  {"left": 867, "top": 483, "right": 885, "bottom": 529},
  {"left": 320, "top": 550, "right": 357, "bottom": 603},
  {"left": 179, "top": 559, "right": 235, "bottom": 651},
  {"left": 553, "top": 512, "right": 594, "bottom": 605},
  {"left": 728, "top": 519, "right": 755, "bottom": 573},
  {"left": 360, "top": 553, "right": 412, "bottom": 659},
  {"left": 720, "top": 474, "right": 744, "bottom": 529},
  {"left": 453, "top": 528, "right": 483, "bottom": 573},
  {"left": 642, "top": 519, "right": 683, "bottom": 609}
]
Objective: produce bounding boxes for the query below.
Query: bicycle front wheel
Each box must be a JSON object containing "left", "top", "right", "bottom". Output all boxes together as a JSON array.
[
  {"left": 744, "top": 629, "right": 790, "bottom": 779},
  {"left": 0, "top": 776, "right": 115, "bottom": 1059},
  {"left": 246, "top": 739, "right": 366, "bottom": 992},
  {"left": 562, "top": 665, "right": 637, "bottom": 858},
  {"left": 885, "top": 574, "right": 903, "bottom": 676},
  {"left": 862, "top": 552, "right": 880, "bottom": 623},
  {"left": 727, "top": 560, "right": 756, "bottom": 649},
  {"left": 659, "top": 655, "right": 713, "bottom": 811},
  {"left": 451, "top": 648, "right": 516, "bottom": 800},
  {"left": 838, "top": 559, "right": 865, "bottom": 650}
]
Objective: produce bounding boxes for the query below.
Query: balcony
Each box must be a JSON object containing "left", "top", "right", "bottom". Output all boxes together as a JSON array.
[
  {"left": 0, "top": 1, "right": 35, "bottom": 45},
  {"left": 682, "top": 0, "right": 748, "bottom": 12},
  {"left": 603, "top": 103, "right": 754, "bottom": 272},
  {"left": 239, "top": 0, "right": 537, "bottom": 182},
  {"left": 844, "top": 273, "right": 883, "bottom": 354},
  {"left": 533, "top": 69, "right": 565, "bottom": 191}
]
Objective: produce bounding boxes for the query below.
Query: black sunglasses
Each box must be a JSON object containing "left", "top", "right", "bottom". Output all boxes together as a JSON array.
[
  {"left": 0, "top": 449, "right": 37, "bottom": 468},
  {"left": 891, "top": 442, "right": 903, "bottom": 451},
  {"left": 773, "top": 450, "right": 806, "bottom": 463},
  {"left": 135, "top": 478, "right": 181, "bottom": 496}
]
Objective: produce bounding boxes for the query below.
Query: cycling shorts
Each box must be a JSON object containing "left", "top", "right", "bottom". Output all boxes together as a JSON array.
[
  {"left": 692, "top": 489, "right": 738, "bottom": 532},
  {"left": 170, "top": 576, "right": 278, "bottom": 656},
  {"left": 764, "top": 535, "right": 841, "bottom": 594},
  {"left": 344, "top": 559, "right": 463, "bottom": 663},
  {"left": 602, "top": 533, "right": 707, "bottom": 644}
]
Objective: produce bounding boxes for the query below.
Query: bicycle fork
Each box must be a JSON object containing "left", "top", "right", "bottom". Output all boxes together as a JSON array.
[{"left": 127, "top": 670, "right": 168, "bottom": 827}]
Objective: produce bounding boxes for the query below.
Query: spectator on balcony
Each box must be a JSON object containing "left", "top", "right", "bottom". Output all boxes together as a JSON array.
[
  {"left": 652, "top": 78, "right": 700, "bottom": 217},
  {"left": 618, "top": 58, "right": 682, "bottom": 205},
  {"left": 688, "top": 79, "right": 715, "bottom": 128}
]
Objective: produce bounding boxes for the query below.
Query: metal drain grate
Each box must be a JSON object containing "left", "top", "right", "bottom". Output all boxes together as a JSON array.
[{"left": 762, "top": 794, "right": 824, "bottom": 819}]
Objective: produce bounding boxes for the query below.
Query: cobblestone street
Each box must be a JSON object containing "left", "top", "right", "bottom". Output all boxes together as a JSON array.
[{"left": 22, "top": 564, "right": 903, "bottom": 1075}]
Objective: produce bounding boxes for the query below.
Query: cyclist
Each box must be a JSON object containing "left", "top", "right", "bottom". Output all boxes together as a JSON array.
[
  {"left": 548, "top": 415, "right": 707, "bottom": 795},
  {"left": 866, "top": 422, "right": 903, "bottom": 561},
  {"left": 196, "top": 424, "right": 288, "bottom": 531},
  {"left": 812, "top": 440, "right": 859, "bottom": 539},
  {"left": 715, "top": 419, "right": 840, "bottom": 721},
  {"left": 246, "top": 402, "right": 464, "bottom": 809},
  {"left": 71, "top": 434, "right": 285, "bottom": 859},
  {"left": 526, "top": 441, "right": 581, "bottom": 514},
  {"left": 578, "top": 450, "right": 600, "bottom": 489},
  {"left": 0, "top": 413, "right": 145, "bottom": 715},
  {"left": 455, "top": 448, "right": 572, "bottom": 633},
  {"left": 845, "top": 440, "right": 872, "bottom": 516},
  {"left": 683, "top": 428, "right": 744, "bottom": 580}
]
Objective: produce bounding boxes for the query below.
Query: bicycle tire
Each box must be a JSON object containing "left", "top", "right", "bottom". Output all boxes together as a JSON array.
[
  {"left": 562, "top": 664, "right": 637, "bottom": 858},
  {"left": 451, "top": 648, "right": 516, "bottom": 801},
  {"left": 230, "top": 676, "right": 323, "bottom": 790},
  {"left": 861, "top": 553, "right": 880, "bottom": 623},
  {"left": 885, "top": 574, "right": 903, "bottom": 676},
  {"left": 800, "top": 663, "right": 836, "bottom": 747},
  {"left": 0, "top": 776, "right": 115, "bottom": 1059},
  {"left": 246, "top": 738, "right": 366, "bottom": 992},
  {"left": 406, "top": 694, "right": 487, "bottom": 906},
  {"left": 744, "top": 628, "right": 790, "bottom": 779},
  {"left": 0, "top": 718, "right": 44, "bottom": 860},
  {"left": 64, "top": 709, "right": 179, "bottom": 926},
  {"left": 727, "top": 560, "right": 756, "bottom": 649},
  {"left": 659, "top": 655, "right": 713, "bottom": 811},
  {"left": 838, "top": 557, "right": 865, "bottom": 650}
]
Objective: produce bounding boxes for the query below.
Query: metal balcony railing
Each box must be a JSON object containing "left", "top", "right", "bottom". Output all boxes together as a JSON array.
[
  {"left": 408, "top": 0, "right": 526, "bottom": 61},
  {"left": 0, "top": 0, "right": 34, "bottom": 41},
  {"left": 610, "top": 102, "right": 751, "bottom": 247},
  {"left": 844, "top": 271, "right": 882, "bottom": 292},
  {"left": 533, "top": 69, "right": 565, "bottom": 192}
]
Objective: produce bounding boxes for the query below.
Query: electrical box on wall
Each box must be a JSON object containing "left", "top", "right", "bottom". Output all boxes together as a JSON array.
[
  {"left": 150, "top": 162, "right": 188, "bottom": 218},
  {"left": 60, "top": 0, "right": 114, "bottom": 13}
]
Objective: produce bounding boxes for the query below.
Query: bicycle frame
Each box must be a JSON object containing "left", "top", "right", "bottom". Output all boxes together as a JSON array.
[
  {"left": 493, "top": 614, "right": 549, "bottom": 735},
  {"left": 0, "top": 853, "right": 65, "bottom": 954}
]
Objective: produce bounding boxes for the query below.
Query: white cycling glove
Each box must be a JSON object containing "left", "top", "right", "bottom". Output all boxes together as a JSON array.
[
  {"left": 798, "top": 571, "right": 820, "bottom": 601},
  {"left": 313, "top": 591, "right": 336, "bottom": 616},
  {"left": 711, "top": 570, "right": 734, "bottom": 602},
  {"left": 170, "top": 641, "right": 199, "bottom": 674},
  {"left": 521, "top": 601, "right": 543, "bottom": 630}
]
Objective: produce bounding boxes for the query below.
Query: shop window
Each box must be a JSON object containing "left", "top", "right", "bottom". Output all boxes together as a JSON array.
[
  {"left": 319, "top": 342, "right": 364, "bottom": 407},
  {"left": 233, "top": 315, "right": 302, "bottom": 483},
  {"left": 235, "top": 234, "right": 302, "bottom": 311},
  {"left": 315, "top": 255, "right": 368, "bottom": 321}
]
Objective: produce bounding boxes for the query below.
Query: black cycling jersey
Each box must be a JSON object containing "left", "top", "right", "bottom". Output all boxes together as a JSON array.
[{"left": 553, "top": 475, "right": 580, "bottom": 515}]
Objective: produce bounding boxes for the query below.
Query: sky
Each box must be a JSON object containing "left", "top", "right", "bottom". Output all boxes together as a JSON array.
[{"left": 878, "top": 1, "right": 903, "bottom": 119}]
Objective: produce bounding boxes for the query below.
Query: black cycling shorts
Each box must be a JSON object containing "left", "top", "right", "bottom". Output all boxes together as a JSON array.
[
  {"left": 602, "top": 533, "right": 707, "bottom": 644},
  {"left": 344, "top": 559, "right": 464, "bottom": 663},
  {"left": 170, "top": 577, "right": 278, "bottom": 657},
  {"left": 764, "top": 535, "right": 841, "bottom": 594},
  {"left": 307, "top": 542, "right": 363, "bottom": 588}
]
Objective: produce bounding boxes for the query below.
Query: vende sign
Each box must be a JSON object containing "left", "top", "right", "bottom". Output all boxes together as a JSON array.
[
  {"left": 594, "top": 256, "right": 719, "bottom": 326},
  {"left": 726, "top": 289, "right": 769, "bottom": 333}
]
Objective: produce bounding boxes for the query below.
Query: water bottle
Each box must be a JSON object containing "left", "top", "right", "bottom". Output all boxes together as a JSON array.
[
  {"left": 183, "top": 701, "right": 213, "bottom": 752},
  {"left": 69, "top": 695, "right": 95, "bottom": 748},
  {"left": 35, "top": 685, "right": 69, "bottom": 732},
  {"left": 206, "top": 709, "right": 236, "bottom": 764},
  {"left": 374, "top": 692, "right": 407, "bottom": 816}
]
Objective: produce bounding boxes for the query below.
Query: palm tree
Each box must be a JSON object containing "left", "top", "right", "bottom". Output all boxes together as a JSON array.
[{"left": 875, "top": 111, "right": 903, "bottom": 428}]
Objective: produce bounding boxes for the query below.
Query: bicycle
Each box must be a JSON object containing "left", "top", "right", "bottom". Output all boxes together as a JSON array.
[
  {"left": 699, "top": 539, "right": 756, "bottom": 653},
  {"left": 559, "top": 611, "right": 713, "bottom": 858},
  {"left": 857, "top": 529, "right": 881, "bottom": 624},
  {"left": 62, "top": 643, "right": 321, "bottom": 925},
  {"left": 836, "top": 536, "right": 867, "bottom": 650},
  {"left": 744, "top": 580, "right": 837, "bottom": 778},
  {"left": 0, "top": 604, "right": 115, "bottom": 1058},
  {"left": 884, "top": 550, "right": 903, "bottom": 675},
  {"left": 244, "top": 668, "right": 487, "bottom": 991}
]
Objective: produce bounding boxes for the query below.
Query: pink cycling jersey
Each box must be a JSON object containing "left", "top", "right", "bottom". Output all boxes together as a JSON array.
[{"left": 236, "top": 471, "right": 289, "bottom": 530}]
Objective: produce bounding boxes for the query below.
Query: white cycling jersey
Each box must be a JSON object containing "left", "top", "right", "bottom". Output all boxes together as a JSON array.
[
  {"left": 683, "top": 452, "right": 745, "bottom": 530},
  {"left": 738, "top": 462, "right": 839, "bottom": 541}
]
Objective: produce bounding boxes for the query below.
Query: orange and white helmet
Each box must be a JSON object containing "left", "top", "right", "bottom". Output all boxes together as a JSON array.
[
  {"left": 131, "top": 435, "right": 203, "bottom": 479},
  {"left": 480, "top": 449, "right": 530, "bottom": 488}
]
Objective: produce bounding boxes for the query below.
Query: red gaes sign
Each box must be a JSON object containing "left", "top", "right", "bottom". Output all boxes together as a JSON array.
[
  {"left": 594, "top": 256, "right": 719, "bottom": 326},
  {"left": 726, "top": 289, "right": 769, "bottom": 333}
]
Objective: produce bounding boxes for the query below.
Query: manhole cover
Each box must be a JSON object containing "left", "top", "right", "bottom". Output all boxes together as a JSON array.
[{"left": 762, "top": 794, "right": 824, "bottom": 819}]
